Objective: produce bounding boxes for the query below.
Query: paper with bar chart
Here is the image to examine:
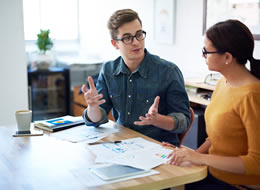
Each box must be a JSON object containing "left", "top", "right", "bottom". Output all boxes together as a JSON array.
[{"left": 87, "top": 137, "right": 173, "bottom": 170}]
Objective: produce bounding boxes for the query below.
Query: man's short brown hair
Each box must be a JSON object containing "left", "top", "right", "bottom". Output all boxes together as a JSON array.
[{"left": 107, "top": 9, "right": 142, "bottom": 39}]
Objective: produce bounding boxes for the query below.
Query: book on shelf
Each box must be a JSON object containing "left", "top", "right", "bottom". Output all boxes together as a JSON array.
[
  {"left": 34, "top": 115, "right": 85, "bottom": 132},
  {"left": 185, "top": 85, "right": 211, "bottom": 95}
]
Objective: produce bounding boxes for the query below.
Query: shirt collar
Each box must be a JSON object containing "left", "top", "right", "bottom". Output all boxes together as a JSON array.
[
  {"left": 113, "top": 59, "right": 130, "bottom": 75},
  {"left": 113, "top": 49, "right": 150, "bottom": 78}
]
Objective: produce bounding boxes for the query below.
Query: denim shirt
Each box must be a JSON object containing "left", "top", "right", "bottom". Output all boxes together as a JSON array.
[{"left": 83, "top": 49, "right": 190, "bottom": 145}]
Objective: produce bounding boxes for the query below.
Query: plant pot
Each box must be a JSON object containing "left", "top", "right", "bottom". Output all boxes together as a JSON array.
[{"left": 32, "top": 52, "right": 55, "bottom": 70}]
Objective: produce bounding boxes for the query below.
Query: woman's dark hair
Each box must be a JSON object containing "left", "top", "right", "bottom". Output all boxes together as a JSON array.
[
  {"left": 107, "top": 9, "right": 142, "bottom": 40},
  {"left": 206, "top": 19, "right": 260, "bottom": 79}
]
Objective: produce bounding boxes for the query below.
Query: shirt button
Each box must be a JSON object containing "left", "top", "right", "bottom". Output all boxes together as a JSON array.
[
  {"left": 128, "top": 95, "right": 131, "bottom": 98},
  {"left": 128, "top": 112, "right": 130, "bottom": 115},
  {"left": 129, "top": 79, "right": 132, "bottom": 82},
  {"left": 146, "top": 100, "right": 149, "bottom": 103},
  {"left": 110, "top": 95, "right": 113, "bottom": 98}
]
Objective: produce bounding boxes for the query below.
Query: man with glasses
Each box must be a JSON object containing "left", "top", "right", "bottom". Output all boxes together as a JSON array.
[{"left": 81, "top": 9, "right": 190, "bottom": 146}]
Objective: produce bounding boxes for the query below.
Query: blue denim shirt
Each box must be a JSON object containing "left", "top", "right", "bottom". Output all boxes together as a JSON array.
[{"left": 83, "top": 49, "right": 190, "bottom": 145}]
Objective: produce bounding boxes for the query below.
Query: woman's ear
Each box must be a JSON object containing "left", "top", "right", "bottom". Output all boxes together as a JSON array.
[
  {"left": 111, "top": 39, "right": 119, "bottom": 50},
  {"left": 225, "top": 52, "right": 233, "bottom": 65}
]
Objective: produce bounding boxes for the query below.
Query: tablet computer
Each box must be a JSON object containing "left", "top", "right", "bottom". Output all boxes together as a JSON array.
[{"left": 90, "top": 164, "right": 148, "bottom": 181}]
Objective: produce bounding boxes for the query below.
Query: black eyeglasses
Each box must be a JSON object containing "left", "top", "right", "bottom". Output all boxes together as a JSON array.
[
  {"left": 202, "top": 47, "right": 221, "bottom": 58},
  {"left": 115, "top": 30, "right": 146, "bottom": 45}
]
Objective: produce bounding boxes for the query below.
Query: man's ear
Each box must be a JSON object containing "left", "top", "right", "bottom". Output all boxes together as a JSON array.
[{"left": 111, "top": 39, "right": 119, "bottom": 50}]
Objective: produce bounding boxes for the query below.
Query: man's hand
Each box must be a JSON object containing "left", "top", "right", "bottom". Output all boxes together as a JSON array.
[
  {"left": 81, "top": 76, "right": 106, "bottom": 108},
  {"left": 162, "top": 141, "right": 176, "bottom": 148},
  {"left": 134, "top": 96, "right": 160, "bottom": 126}
]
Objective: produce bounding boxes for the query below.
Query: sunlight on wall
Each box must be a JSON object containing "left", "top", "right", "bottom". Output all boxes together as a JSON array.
[
  {"left": 24, "top": 0, "right": 260, "bottom": 78},
  {"left": 78, "top": 0, "right": 154, "bottom": 61},
  {"left": 77, "top": 0, "right": 209, "bottom": 78}
]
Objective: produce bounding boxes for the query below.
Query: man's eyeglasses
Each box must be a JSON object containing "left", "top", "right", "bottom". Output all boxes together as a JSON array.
[
  {"left": 115, "top": 31, "right": 146, "bottom": 45},
  {"left": 202, "top": 47, "right": 221, "bottom": 58}
]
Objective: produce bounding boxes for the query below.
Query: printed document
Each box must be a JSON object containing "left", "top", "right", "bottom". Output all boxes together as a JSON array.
[
  {"left": 50, "top": 123, "right": 119, "bottom": 143},
  {"left": 88, "top": 137, "right": 172, "bottom": 170}
]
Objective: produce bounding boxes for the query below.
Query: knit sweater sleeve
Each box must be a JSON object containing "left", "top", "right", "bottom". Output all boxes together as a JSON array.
[{"left": 239, "top": 92, "right": 260, "bottom": 175}]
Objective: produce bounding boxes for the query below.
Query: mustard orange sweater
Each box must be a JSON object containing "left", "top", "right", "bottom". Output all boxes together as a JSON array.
[{"left": 205, "top": 78, "right": 260, "bottom": 185}]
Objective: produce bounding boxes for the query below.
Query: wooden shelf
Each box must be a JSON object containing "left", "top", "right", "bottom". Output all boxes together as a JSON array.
[
  {"left": 188, "top": 93, "right": 210, "bottom": 106},
  {"left": 185, "top": 78, "right": 216, "bottom": 106},
  {"left": 73, "top": 86, "right": 87, "bottom": 107},
  {"left": 185, "top": 78, "right": 215, "bottom": 91}
]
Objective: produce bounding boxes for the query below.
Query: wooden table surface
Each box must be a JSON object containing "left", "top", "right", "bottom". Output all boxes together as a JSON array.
[{"left": 0, "top": 121, "right": 207, "bottom": 190}]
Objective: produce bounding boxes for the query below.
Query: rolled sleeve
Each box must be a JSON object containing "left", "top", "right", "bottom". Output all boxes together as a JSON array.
[
  {"left": 168, "top": 112, "right": 188, "bottom": 133},
  {"left": 165, "top": 66, "right": 190, "bottom": 134},
  {"left": 82, "top": 107, "right": 108, "bottom": 127}
]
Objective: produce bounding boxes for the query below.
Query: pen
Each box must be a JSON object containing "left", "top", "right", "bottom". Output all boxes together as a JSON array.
[{"left": 88, "top": 140, "right": 122, "bottom": 145}]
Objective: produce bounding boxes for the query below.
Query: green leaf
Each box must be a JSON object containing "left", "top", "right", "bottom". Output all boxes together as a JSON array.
[{"left": 36, "top": 29, "right": 53, "bottom": 54}]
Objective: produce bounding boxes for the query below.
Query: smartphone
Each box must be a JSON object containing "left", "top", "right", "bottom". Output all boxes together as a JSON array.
[
  {"left": 90, "top": 164, "right": 149, "bottom": 181},
  {"left": 16, "top": 131, "right": 31, "bottom": 135}
]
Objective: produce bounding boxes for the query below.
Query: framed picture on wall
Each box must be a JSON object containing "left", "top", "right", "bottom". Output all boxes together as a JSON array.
[
  {"left": 203, "top": 0, "right": 260, "bottom": 40},
  {"left": 154, "top": 0, "right": 176, "bottom": 44}
]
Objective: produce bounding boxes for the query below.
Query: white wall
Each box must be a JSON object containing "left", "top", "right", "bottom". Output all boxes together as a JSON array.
[
  {"left": 150, "top": 0, "right": 207, "bottom": 77},
  {"left": 0, "top": 0, "right": 28, "bottom": 125},
  {"left": 152, "top": 0, "right": 260, "bottom": 77},
  {"left": 78, "top": 0, "right": 154, "bottom": 61},
  {"left": 79, "top": 0, "right": 260, "bottom": 78},
  {"left": 1, "top": 0, "right": 259, "bottom": 126}
]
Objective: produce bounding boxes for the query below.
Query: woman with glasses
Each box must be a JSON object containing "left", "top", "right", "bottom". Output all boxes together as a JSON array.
[
  {"left": 81, "top": 9, "right": 190, "bottom": 146},
  {"left": 166, "top": 20, "right": 260, "bottom": 189}
]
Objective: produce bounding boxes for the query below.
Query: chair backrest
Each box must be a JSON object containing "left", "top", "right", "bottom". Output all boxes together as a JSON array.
[{"left": 178, "top": 107, "right": 195, "bottom": 146}]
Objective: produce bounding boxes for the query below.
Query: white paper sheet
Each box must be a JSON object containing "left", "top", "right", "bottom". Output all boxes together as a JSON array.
[
  {"left": 88, "top": 137, "right": 172, "bottom": 170},
  {"left": 50, "top": 124, "right": 119, "bottom": 143}
]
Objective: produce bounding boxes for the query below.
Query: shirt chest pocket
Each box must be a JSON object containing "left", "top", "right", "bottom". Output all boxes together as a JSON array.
[
  {"left": 108, "top": 91, "right": 121, "bottom": 111},
  {"left": 136, "top": 94, "right": 155, "bottom": 114}
]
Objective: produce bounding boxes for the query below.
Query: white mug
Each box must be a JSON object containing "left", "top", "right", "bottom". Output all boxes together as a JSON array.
[{"left": 15, "top": 110, "right": 32, "bottom": 131}]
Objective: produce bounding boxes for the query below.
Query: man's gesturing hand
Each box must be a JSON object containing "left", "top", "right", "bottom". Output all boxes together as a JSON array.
[
  {"left": 134, "top": 96, "right": 160, "bottom": 126},
  {"left": 81, "top": 76, "right": 105, "bottom": 108}
]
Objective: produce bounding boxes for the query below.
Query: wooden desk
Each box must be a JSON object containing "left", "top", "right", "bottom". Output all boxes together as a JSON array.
[{"left": 0, "top": 122, "right": 207, "bottom": 190}]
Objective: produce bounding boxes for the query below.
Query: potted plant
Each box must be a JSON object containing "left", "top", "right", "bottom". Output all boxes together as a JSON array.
[
  {"left": 36, "top": 29, "right": 53, "bottom": 54},
  {"left": 34, "top": 29, "right": 55, "bottom": 70}
]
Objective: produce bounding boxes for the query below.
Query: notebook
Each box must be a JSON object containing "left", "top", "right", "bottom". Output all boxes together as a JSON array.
[{"left": 34, "top": 115, "right": 85, "bottom": 132}]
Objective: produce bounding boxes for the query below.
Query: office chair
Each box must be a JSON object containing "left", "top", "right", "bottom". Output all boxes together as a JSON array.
[{"left": 178, "top": 107, "right": 195, "bottom": 146}]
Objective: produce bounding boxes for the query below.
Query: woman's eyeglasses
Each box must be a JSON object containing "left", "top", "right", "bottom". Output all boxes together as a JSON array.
[{"left": 202, "top": 47, "right": 221, "bottom": 58}]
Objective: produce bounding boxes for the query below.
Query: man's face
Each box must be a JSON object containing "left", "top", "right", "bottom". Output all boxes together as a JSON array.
[{"left": 111, "top": 19, "right": 145, "bottom": 64}]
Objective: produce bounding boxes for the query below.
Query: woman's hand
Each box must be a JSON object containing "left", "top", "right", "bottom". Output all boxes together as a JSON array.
[{"left": 167, "top": 147, "right": 202, "bottom": 166}]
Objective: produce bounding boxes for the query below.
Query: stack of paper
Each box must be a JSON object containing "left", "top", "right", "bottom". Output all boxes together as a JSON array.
[
  {"left": 88, "top": 137, "right": 172, "bottom": 170},
  {"left": 50, "top": 123, "right": 119, "bottom": 143}
]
